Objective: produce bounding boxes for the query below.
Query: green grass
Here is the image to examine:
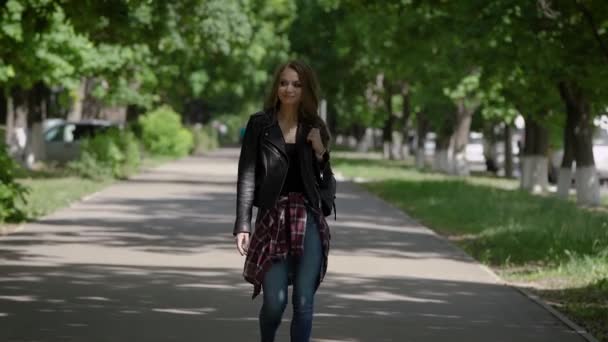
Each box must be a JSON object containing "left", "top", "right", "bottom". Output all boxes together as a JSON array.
[
  {"left": 333, "top": 156, "right": 608, "bottom": 341},
  {"left": 16, "top": 177, "right": 114, "bottom": 219},
  {"left": 10, "top": 155, "right": 178, "bottom": 221}
]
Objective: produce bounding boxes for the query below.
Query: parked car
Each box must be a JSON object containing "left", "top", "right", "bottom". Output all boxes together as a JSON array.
[{"left": 43, "top": 119, "right": 120, "bottom": 163}]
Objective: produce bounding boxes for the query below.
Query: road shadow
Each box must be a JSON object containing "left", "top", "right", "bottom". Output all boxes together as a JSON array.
[
  {"left": 0, "top": 153, "right": 587, "bottom": 341},
  {"left": 0, "top": 263, "right": 581, "bottom": 342}
]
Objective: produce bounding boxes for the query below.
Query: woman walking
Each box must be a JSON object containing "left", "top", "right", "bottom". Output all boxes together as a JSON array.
[{"left": 233, "top": 60, "right": 336, "bottom": 342}]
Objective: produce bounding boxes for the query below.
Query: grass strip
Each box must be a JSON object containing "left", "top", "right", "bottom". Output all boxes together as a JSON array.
[
  {"left": 9, "top": 155, "right": 177, "bottom": 222},
  {"left": 333, "top": 156, "right": 608, "bottom": 341}
]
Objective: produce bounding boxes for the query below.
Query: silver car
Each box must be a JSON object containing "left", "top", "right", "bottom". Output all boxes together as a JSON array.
[{"left": 43, "top": 120, "right": 118, "bottom": 163}]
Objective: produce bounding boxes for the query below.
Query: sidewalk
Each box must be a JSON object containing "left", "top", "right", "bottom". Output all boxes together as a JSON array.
[{"left": 0, "top": 148, "right": 587, "bottom": 341}]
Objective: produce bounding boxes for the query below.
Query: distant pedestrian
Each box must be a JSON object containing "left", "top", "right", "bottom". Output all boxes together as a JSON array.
[{"left": 233, "top": 60, "right": 336, "bottom": 342}]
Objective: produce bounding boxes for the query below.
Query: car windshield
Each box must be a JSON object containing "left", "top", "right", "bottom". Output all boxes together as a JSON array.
[
  {"left": 44, "top": 125, "right": 64, "bottom": 142},
  {"left": 44, "top": 123, "right": 111, "bottom": 142}
]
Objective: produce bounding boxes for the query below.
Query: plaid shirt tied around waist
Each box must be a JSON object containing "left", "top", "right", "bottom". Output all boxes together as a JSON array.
[{"left": 243, "top": 192, "right": 330, "bottom": 299}]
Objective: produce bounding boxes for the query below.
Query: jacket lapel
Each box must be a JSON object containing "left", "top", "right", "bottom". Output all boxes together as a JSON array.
[{"left": 262, "top": 110, "right": 287, "bottom": 159}]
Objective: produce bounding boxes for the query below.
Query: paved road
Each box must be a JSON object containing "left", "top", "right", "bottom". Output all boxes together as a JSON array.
[{"left": 0, "top": 149, "right": 586, "bottom": 341}]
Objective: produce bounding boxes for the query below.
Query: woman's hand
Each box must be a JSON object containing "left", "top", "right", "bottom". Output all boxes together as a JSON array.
[
  {"left": 307, "top": 128, "right": 326, "bottom": 160},
  {"left": 235, "top": 232, "right": 250, "bottom": 256}
]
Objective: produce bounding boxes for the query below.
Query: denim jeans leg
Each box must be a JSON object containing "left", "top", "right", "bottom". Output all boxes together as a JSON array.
[
  {"left": 290, "top": 211, "right": 323, "bottom": 342},
  {"left": 260, "top": 258, "right": 289, "bottom": 342}
]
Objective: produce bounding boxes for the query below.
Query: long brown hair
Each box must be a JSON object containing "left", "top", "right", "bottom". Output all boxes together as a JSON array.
[{"left": 264, "top": 60, "right": 331, "bottom": 147}]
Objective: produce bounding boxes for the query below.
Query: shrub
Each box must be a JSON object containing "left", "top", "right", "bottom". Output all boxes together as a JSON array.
[
  {"left": 191, "top": 123, "right": 219, "bottom": 155},
  {"left": 0, "top": 145, "right": 28, "bottom": 222},
  {"left": 69, "top": 128, "right": 141, "bottom": 180},
  {"left": 138, "top": 106, "right": 194, "bottom": 157}
]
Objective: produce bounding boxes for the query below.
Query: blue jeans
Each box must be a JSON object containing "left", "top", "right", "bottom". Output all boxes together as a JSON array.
[{"left": 259, "top": 210, "right": 323, "bottom": 342}]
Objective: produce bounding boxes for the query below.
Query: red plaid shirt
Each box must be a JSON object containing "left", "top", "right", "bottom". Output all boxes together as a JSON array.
[{"left": 243, "top": 192, "right": 330, "bottom": 299}]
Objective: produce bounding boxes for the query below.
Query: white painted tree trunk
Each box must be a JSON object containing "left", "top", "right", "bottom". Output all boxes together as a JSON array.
[
  {"left": 575, "top": 166, "right": 600, "bottom": 206},
  {"left": 26, "top": 123, "right": 45, "bottom": 165},
  {"left": 356, "top": 128, "right": 374, "bottom": 152},
  {"left": 383, "top": 142, "right": 391, "bottom": 159},
  {"left": 451, "top": 151, "right": 469, "bottom": 176},
  {"left": 392, "top": 131, "right": 404, "bottom": 159},
  {"left": 401, "top": 144, "right": 410, "bottom": 159},
  {"left": 520, "top": 156, "right": 548, "bottom": 193},
  {"left": 531, "top": 156, "right": 549, "bottom": 193},
  {"left": 433, "top": 149, "right": 450, "bottom": 173},
  {"left": 415, "top": 148, "right": 425, "bottom": 169},
  {"left": 520, "top": 156, "right": 532, "bottom": 190},
  {"left": 556, "top": 167, "right": 573, "bottom": 199}
]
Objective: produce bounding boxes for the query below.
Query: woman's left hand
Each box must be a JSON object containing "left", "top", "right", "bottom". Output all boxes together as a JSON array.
[{"left": 307, "top": 128, "right": 325, "bottom": 159}]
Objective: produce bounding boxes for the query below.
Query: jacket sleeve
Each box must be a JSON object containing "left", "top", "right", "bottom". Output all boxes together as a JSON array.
[
  {"left": 234, "top": 115, "right": 260, "bottom": 236},
  {"left": 315, "top": 125, "right": 331, "bottom": 175}
]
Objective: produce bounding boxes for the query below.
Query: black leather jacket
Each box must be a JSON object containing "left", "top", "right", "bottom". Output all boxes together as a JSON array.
[{"left": 233, "top": 110, "right": 332, "bottom": 235}]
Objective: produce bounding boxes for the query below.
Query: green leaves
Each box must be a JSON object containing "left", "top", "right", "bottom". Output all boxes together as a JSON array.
[
  {"left": 0, "top": 0, "right": 295, "bottom": 120},
  {"left": 1, "top": 0, "right": 25, "bottom": 41},
  {"left": 0, "top": 145, "right": 28, "bottom": 223},
  {"left": 138, "top": 106, "right": 194, "bottom": 157}
]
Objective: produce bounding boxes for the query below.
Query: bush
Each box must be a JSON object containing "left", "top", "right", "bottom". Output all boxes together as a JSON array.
[
  {"left": 191, "top": 123, "right": 219, "bottom": 155},
  {"left": 0, "top": 145, "right": 28, "bottom": 222},
  {"left": 138, "top": 106, "right": 194, "bottom": 157},
  {"left": 69, "top": 128, "right": 141, "bottom": 180}
]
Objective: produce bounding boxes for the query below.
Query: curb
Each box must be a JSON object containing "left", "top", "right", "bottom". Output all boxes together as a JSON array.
[
  {"left": 512, "top": 286, "right": 600, "bottom": 342},
  {"left": 337, "top": 173, "right": 599, "bottom": 342}
]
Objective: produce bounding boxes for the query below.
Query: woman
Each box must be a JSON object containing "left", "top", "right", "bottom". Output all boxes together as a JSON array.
[{"left": 233, "top": 60, "right": 335, "bottom": 342}]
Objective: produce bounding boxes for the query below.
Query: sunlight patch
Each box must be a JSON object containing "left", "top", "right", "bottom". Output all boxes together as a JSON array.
[
  {"left": 152, "top": 307, "right": 216, "bottom": 315},
  {"left": 335, "top": 291, "right": 445, "bottom": 303}
]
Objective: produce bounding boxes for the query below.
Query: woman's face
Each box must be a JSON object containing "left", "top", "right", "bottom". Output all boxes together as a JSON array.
[{"left": 277, "top": 67, "right": 302, "bottom": 107}]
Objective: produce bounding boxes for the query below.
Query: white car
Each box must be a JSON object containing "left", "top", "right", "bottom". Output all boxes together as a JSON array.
[{"left": 549, "top": 128, "right": 608, "bottom": 183}]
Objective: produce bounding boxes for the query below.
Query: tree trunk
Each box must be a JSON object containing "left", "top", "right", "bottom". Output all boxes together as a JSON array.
[
  {"left": 67, "top": 77, "right": 87, "bottom": 121},
  {"left": 399, "top": 82, "right": 411, "bottom": 159},
  {"left": 482, "top": 122, "right": 499, "bottom": 175},
  {"left": 433, "top": 134, "right": 451, "bottom": 173},
  {"left": 558, "top": 81, "right": 600, "bottom": 206},
  {"left": 327, "top": 98, "right": 337, "bottom": 139},
  {"left": 450, "top": 99, "right": 475, "bottom": 176},
  {"left": 433, "top": 115, "right": 455, "bottom": 173},
  {"left": 356, "top": 127, "right": 374, "bottom": 153},
  {"left": 382, "top": 113, "right": 395, "bottom": 160},
  {"left": 556, "top": 98, "right": 576, "bottom": 199},
  {"left": 82, "top": 77, "right": 102, "bottom": 119},
  {"left": 504, "top": 123, "right": 514, "bottom": 178},
  {"left": 5, "top": 88, "right": 14, "bottom": 146},
  {"left": 382, "top": 78, "right": 395, "bottom": 160},
  {"left": 27, "top": 82, "right": 45, "bottom": 126},
  {"left": 8, "top": 88, "right": 28, "bottom": 165},
  {"left": 520, "top": 114, "right": 549, "bottom": 193},
  {"left": 415, "top": 111, "right": 430, "bottom": 170},
  {"left": 21, "top": 83, "right": 48, "bottom": 168}
]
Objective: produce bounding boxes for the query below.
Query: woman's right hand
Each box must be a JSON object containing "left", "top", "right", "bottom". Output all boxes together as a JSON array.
[{"left": 235, "top": 232, "right": 250, "bottom": 256}]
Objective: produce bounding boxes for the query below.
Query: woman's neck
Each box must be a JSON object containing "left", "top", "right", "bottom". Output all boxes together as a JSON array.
[{"left": 277, "top": 104, "right": 298, "bottom": 124}]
